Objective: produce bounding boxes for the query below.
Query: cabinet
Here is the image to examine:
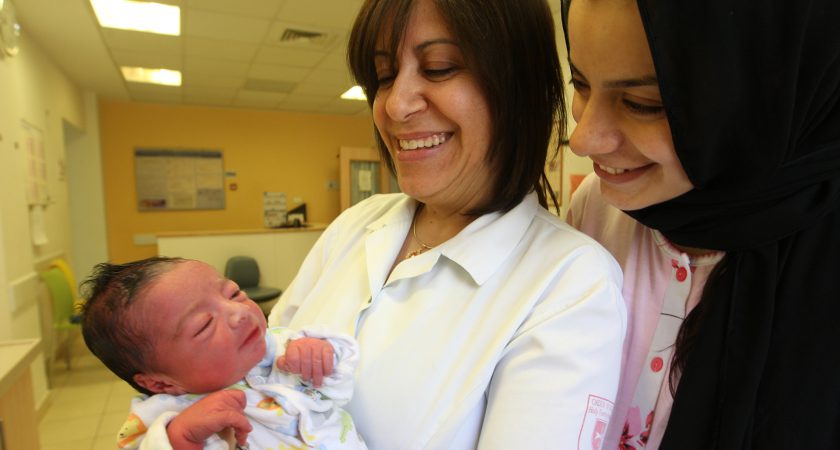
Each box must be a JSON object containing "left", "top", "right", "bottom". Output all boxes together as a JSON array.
[{"left": 0, "top": 339, "right": 42, "bottom": 450}]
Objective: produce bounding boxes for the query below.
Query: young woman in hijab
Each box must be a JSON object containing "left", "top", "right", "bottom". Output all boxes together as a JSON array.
[{"left": 563, "top": 0, "right": 840, "bottom": 448}]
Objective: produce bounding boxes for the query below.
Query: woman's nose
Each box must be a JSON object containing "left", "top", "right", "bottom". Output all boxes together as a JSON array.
[
  {"left": 383, "top": 73, "right": 427, "bottom": 122},
  {"left": 569, "top": 95, "right": 623, "bottom": 157}
]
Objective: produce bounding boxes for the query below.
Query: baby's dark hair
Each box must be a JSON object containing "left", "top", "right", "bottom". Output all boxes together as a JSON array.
[{"left": 81, "top": 256, "right": 187, "bottom": 395}]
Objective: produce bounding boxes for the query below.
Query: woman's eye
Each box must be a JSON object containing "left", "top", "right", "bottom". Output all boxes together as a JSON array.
[
  {"left": 424, "top": 67, "right": 456, "bottom": 79},
  {"left": 623, "top": 99, "right": 665, "bottom": 116},
  {"left": 376, "top": 73, "right": 395, "bottom": 87},
  {"left": 570, "top": 78, "right": 589, "bottom": 93}
]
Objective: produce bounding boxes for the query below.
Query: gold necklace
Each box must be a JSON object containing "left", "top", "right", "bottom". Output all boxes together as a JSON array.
[{"left": 406, "top": 207, "right": 434, "bottom": 259}]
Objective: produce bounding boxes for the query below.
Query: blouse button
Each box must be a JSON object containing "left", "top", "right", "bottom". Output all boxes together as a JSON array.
[
  {"left": 651, "top": 356, "right": 664, "bottom": 373},
  {"left": 676, "top": 266, "right": 688, "bottom": 282}
]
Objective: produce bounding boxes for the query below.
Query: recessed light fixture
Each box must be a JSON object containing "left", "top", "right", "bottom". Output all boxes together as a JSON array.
[
  {"left": 121, "top": 66, "right": 182, "bottom": 86},
  {"left": 90, "top": 0, "right": 180, "bottom": 36},
  {"left": 340, "top": 85, "right": 367, "bottom": 101}
]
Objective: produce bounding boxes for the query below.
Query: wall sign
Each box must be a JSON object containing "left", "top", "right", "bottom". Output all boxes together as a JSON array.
[{"left": 135, "top": 148, "right": 225, "bottom": 211}]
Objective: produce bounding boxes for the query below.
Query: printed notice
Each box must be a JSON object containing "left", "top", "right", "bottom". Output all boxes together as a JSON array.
[{"left": 135, "top": 149, "right": 225, "bottom": 211}]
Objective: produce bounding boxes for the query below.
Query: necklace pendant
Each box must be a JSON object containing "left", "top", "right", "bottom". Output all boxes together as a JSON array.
[{"left": 406, "top": 243, "right": 432, "bottom": 259}]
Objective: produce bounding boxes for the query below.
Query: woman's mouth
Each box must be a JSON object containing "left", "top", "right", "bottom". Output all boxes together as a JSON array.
[
  {"left": 597, "top": 163, "right": 630, "bottom": 175},
  {"left": 398, "top": 133, "right": 449, "bottom": 150}
]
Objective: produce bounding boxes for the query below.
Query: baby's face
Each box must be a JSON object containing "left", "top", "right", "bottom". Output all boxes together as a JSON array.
[{"left": 136, "top": 260, "right": 267, "bottom": 394}]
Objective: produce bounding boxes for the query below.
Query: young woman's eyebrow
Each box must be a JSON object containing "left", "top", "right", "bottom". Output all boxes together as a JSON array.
[{"left": 569, "top": 60, "right": 658, "bottom": 88}]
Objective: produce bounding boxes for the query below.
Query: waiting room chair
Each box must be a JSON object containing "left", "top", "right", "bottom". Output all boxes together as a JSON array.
[
  {"left": 224, "top": 256, "right": 282, "bottom": 315},
  {"left": 49, "top": 258, "right": 85, "bottom": 315},
  {"left": 40, "top": 267, "right": 81, "bottom": 370}
]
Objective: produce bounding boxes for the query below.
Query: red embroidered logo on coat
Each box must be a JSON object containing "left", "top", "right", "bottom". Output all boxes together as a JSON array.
[{"left": 578, "top": 394, "right": 614, "bottom": 450}]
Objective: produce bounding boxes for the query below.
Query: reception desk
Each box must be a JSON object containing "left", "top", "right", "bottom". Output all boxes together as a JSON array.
[
  {"left": 0, "top": 339, "right": 42, "bottom": 450},
  {"left": 157, "top": 225, "right": 325, "bottom": 295}
]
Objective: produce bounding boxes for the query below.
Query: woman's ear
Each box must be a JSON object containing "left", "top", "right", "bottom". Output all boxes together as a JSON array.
[{"left": 133, "top": 372, "right": 187, "bottom": 395}]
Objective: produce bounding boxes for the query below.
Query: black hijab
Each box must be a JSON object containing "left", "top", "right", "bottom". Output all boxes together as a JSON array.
[{"left": 563, "top": 0, "right": 840, "bottom": 447}]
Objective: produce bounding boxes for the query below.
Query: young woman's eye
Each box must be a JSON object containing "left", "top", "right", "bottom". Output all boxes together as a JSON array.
[
  {"left": 623, "top": 99, "right": 665, "bottom": 116},
  {"left": 570, "top": 77, "right": 589, "bottom": 93}
]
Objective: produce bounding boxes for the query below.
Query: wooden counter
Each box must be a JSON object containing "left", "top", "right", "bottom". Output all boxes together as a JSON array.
[
  {"left": 0, "top": 339, "right": 42, "bottom": 450},
  {"left": 156, "top": 224, "right": 327, "bottom": 238}
]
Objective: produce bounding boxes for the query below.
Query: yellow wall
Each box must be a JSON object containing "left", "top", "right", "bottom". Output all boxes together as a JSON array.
[{"left": 100, "top": 101, "right": 376, "bottom": 263}]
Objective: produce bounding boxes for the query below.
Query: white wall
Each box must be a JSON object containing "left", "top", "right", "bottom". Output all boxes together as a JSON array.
[
  {"left": 66, "top": 93, "right": 109, "bottom": 284},
  {"left": 0, "top": 28, "right": 86, "bottom": 409}
]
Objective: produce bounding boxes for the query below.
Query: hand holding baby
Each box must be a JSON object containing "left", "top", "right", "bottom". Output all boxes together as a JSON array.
[{"left": 166, "top": 390, "right": 252, "bottom": 450}]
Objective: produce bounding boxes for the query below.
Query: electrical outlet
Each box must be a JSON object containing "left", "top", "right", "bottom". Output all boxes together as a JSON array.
[{"left": 326, "top": 180, "right": 339, "bottom": 190}]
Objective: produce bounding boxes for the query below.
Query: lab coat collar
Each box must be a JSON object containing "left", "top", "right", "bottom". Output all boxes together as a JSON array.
[
  {"left": 440, "top": 192, "right": 540, "bottom": 285},
  {"left": 365, "top": 192, "right": 540, "bottom": 287}
]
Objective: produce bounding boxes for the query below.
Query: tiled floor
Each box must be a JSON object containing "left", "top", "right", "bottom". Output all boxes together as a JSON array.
[{"left": 38, "top": 336, "right": 139, "bottom": 450}]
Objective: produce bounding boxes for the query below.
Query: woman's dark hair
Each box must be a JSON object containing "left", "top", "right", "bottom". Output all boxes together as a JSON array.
[
  {"left": 348, "top": 0, "right": 564, "bottom": 214},
  {"left": 80, "top": 257, "right": 186, "bottom": 395}
]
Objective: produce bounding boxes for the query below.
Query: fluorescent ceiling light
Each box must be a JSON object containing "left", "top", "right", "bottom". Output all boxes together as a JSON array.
[
  {"left": 121, "top": 66, "right": 182, "bottom": 86},
  {"left": 90, "top": 0, "right": 180, "bottom": 36},
  {"left": 340, "top": 85, "right": 367, "bottom": 101}
]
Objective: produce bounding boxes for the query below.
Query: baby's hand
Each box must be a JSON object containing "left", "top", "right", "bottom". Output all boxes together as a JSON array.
[
  {"left": 167, "top": 390, "right": 251, "bottom": 450},
  {"left": 277, "top": 337, "right": 335, "bottom": 387}
]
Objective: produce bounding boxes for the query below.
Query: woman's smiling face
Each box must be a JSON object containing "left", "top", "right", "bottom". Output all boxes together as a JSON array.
[
  {"left": 567, "top": 0, "right": 693, "bottom": 210},
  {"left": 371, "top": 0, "right": 494, "bottom": 210}
]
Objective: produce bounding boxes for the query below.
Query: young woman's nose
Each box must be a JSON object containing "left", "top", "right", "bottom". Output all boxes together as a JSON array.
[
  {"left": 569, "top": 95, "right": 623, "bottom": 157},
  {"left": 383, "top": 72, "right": 427, "bottom": 122}
]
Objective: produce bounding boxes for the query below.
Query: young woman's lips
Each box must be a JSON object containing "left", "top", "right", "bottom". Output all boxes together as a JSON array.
[{"left": 592, "top": 162, "right": 651, "bottom": 183}]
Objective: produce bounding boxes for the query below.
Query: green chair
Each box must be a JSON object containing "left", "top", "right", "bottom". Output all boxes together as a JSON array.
[{"left": 40, "top": 267, "right": 81, "bottom": 370}]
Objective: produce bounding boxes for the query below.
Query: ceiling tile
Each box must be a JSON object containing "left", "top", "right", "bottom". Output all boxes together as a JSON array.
[
  {"left": 319, "top": 98, "right": 369, "bottom": 115},
  {"left": 303, "top": 68, "right": 353, "bottom": 87},
  {"left": 292, "top": 82, "right": 345, "bottom": 97},
  {"left": 183, "top": 86, "right": 238, "bottom": 98},
  {"left": 185, "top": 73, "right": 246, "bottom": 90},
  {"left": 264, "top": 22, "right": 345, "bottom": 53},
  {"left": 248, "top": 64, "right": 310, "bottom": 82},
  {"left": 187, "top": 0, "right": 284, "bottom": 18},
  {"left": 254, "top": 46, "right": 326, "bottom": 67},
  {"left": 280, "top": 93, "right": 333, "bottom": 109},
  {"left": 234, "top": 91, "right": 287, "bottom": 109},
  {"left": 111, "top": 50, "right": 183, "bottom": 70},
  {"left": 185, "top": 9, "right": 270, "bottom": 44},
  {"left": 184, "top": 58, "right": 250, "bottom": 78},
  {"left": 127, "top": 83, "right": 183, "bottom": 103},
  {"left": 276, "top": 0, "right": 363, "bottom": 29},
  {"left": 102, "top": 29, "right": 182, "bottom": 54},
  {"left": 242, "top": 79, "right": 297, "bottom": 94},
  {"left": 319, "top": 47, "right": 350, "bottom": 71},
  {"left": 185, "top": 37, "right": 259, "bottom": 62}
]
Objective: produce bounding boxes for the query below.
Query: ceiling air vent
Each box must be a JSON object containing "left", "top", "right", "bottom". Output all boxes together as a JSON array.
[{"left": 273, "top": 25, "right": 340, "bottom": 49}]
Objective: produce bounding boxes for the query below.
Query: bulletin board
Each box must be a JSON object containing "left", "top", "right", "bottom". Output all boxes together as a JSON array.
[{"left": 135, "top": 148, "right": 225, "bottom": 211}]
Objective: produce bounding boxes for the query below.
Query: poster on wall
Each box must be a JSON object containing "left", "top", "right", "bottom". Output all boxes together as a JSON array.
[
  {"left": 263, "top": 192, "right": 287, "bottom": 227},
  {"left": 22, "top": 120, "right": 48, "bottom": 206},
  {"left": 135, "top": 148, "right": 225, "bottom": 211}
]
